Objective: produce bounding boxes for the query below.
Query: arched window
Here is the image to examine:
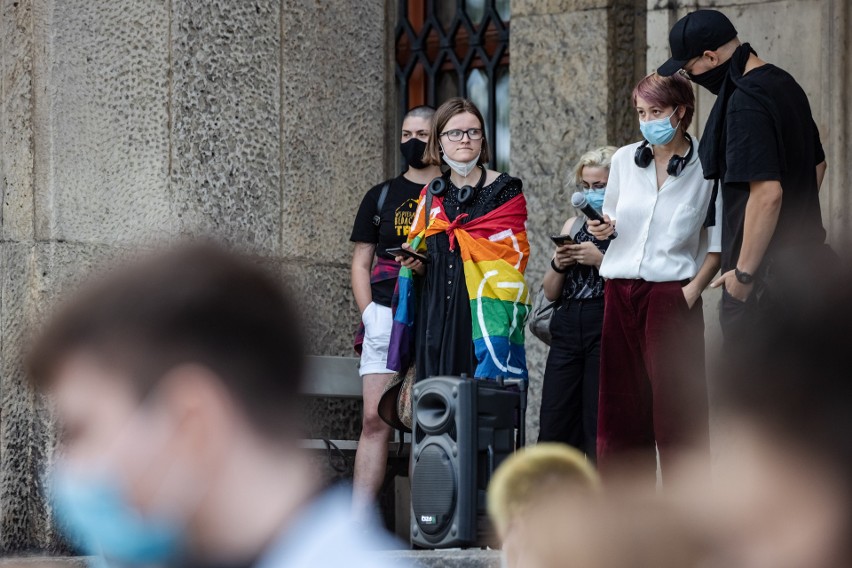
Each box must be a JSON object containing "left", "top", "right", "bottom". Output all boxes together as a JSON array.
[{"left": 396, "top": 0, "right": 511, "bottom": 172}]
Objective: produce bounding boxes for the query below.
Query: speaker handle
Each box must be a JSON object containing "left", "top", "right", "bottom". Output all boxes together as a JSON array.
[
  {"left": 518, "top": 380, "right": 527, "bottom": 448},
  {"left": 497, "top": 377, "right": 528, "bottom": 448},
  {"left": 487, "top": 444, "right": 495, "bottom": 479}
]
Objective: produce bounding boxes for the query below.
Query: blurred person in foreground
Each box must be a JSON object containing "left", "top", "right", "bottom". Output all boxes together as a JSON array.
[
  {"left": 29, "top": 244, "right": 408, "bottom": 568},
  {"left": 489, "top": 447, "right": 711, "bottom": 568},
  {"left": 709, "top": 263, "right": 852, "bottom": 568},
  {"left": 522, "top": 491, "right": 710, "bottom": 568},
  {"left": 487, "top": 443, "right": 600, "bottom": 568}
]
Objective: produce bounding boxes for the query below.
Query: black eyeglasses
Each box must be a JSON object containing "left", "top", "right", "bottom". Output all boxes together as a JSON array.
[{"left": 440, "top": 128, "right": 484, "bottom": 142}]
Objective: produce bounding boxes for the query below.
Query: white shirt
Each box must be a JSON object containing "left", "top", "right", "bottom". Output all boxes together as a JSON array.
[
  {"left": 256, "top": 487, "right": 411, "bottom": 568},
  {"left": 599, "top": 138, "right": 722, "bottom": 282}
]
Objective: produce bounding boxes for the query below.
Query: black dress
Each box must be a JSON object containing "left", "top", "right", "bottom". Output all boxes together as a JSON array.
[{"left": 414, "top": 173, "right": 523, "bottom": 382}]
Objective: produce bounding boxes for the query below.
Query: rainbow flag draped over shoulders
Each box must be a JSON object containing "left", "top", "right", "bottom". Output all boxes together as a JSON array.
[
  {"left": 387, "top": 187, "right": 531, "bottom": 380},
  {"left": 386, "top": 232, "right": 423, "bottom": 374}
]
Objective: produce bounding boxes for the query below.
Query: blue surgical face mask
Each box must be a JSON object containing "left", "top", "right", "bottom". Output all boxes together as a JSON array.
[
  {"left": 639, "top": 107, "right": 680, "bottom": 146},
  {"left": 584, "top": 188, "right": 606, "bottom": 211},
  {"left": 52, "top": 465, "right": 184, "bottom": 565}
]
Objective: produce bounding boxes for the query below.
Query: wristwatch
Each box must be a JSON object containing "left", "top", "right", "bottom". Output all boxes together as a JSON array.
[{"left": 735, "top": 268, "right": 754, "bottom": 285}]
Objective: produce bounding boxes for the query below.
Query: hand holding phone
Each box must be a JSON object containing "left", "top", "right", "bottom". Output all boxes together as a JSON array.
[
  {"left": 550, "top": 234, "right": 575, "bottom": 247},
  {"left": 386, "top": 246, "right": 429, "bottom": 264}
]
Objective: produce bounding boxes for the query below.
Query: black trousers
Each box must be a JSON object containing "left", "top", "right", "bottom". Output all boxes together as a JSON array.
[
  {"left": 538, "top": 297, "right": 604, "bottom": 461},
  {"left": 720, "top": 244, "right": 840, "bottom": 344}
]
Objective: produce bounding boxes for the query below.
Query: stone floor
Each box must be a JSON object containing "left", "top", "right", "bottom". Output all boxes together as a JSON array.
[
  {"left": 0, "top": 560, "right": 88, "bottom": 568},
  {"left": 0, "top": 549, "right": 500, "bottom": 568},
  {"left": 0, "top": 552, "right": 500, "bottom": 568},
  {"left": 387, "top": 549, "right": 500, "bottom": 567}
]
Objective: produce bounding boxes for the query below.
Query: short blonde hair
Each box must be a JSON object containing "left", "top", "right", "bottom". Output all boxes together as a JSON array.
[
  {"left": 571, "top": 146, "right": 617, "bottom": 188},
  {"left": 487, "top": 443, "right": 600, "bottom": 539}
]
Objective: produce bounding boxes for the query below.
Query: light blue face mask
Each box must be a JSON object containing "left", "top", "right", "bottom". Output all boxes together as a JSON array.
[
  {"left": 52, "top": 467, "right": 183, "bottom": 565},
  {"left": 639, "top": 107, "right": 680, "bottom": 146},
  {"left": 584, "top": 188, "right": 606, "bottom": 211}
]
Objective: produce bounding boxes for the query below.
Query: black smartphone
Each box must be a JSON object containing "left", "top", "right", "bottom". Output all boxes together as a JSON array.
[
  {"left": 386, "top": 246, "right": 429, "bottom": 264},
  {"left": 550, "top": 234, "right": 575, "bottom": 246}
]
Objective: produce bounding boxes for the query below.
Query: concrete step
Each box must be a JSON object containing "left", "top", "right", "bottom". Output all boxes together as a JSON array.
[
  {"left": 0, "top": 551, "right": 501, "bottom": 568},
  {"left": 386, "top": 549, "right": 501, "bottom": 567}
]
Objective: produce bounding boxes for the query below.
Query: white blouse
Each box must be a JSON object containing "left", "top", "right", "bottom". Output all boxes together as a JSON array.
[{"left": 599, "top": 138, "right": 722, "bottom": 282}]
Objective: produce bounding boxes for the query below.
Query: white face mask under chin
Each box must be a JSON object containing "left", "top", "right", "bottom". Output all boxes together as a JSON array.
[{"left": 441, "top": 144, "right": 481, "bottom": 178}]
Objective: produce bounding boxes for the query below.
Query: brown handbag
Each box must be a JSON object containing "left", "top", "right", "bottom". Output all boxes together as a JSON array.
[{"left": 377, "top": 365, "right": 415, "bottom": 433}]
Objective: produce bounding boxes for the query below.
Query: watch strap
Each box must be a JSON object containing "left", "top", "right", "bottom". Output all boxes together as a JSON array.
[{"left": 735, "top": 268, "right": 754, "bottom": 284}]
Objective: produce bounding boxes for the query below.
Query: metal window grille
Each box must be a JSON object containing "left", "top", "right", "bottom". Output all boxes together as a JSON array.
[{"left": 395, "top": 0, "right": 511, "bottom": 172}]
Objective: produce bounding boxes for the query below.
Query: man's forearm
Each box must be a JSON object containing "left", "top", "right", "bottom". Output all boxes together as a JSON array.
[{"left": 737, "top": 180, "right": 783, "bottom": 274}]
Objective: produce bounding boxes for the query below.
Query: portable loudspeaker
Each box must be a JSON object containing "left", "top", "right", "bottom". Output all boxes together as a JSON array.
[{"left": 410, "top": 376, "right": 521, "bottom": 549}]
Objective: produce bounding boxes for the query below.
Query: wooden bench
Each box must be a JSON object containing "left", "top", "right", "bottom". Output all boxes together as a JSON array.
[{"left": 301, "top": 355, "right": 411, "bottom": 537}]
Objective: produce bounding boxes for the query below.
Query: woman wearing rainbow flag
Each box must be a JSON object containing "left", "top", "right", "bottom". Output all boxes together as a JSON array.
[{"left": 389, "top": 98, "right": 530, "bottom": 383}]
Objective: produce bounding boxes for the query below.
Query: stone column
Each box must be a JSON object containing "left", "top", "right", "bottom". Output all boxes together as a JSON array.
[
  {"left": 3, "top": 0, "right": 174, "bottom": 551},
  {"left": 0, "top": 0, "right": 387, "bottom": 552},
  {"left": 278, "top": 0, "right": 389, "bottom": 443},
  {"left": 822, "top": 0, "right": 851, "bottom": 253},
  {"left": 280, "top": 0, "right": 389, "bottom": 354},
  {"left": 510, "top": 0, "right": 647, "bottom": 441}
]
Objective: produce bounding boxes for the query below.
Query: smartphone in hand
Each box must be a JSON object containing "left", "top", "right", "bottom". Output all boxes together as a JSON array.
[
  {"left": 550, "top": 234, "right": 575, "bottom": 247},
  {"left": 386, "top": 246, "right": 429, "bottom": 264}
]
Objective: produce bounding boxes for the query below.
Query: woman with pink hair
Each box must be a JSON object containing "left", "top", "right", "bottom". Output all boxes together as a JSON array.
[{"left": 587, "top": 73, "right": 721, "bottom": 484}]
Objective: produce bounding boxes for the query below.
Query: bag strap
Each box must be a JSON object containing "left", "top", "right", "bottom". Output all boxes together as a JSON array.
[
  {"left": 425, "top": 188, "right": 434, "bottom": 230},
  {"left": 568, "top": 216, "right": 585, "bottom": 239},
  {"left": 372, "top": 181, "right": 391, "bottom": 227}
]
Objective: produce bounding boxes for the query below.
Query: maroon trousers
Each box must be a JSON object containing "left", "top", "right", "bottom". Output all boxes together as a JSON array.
[{"left": 596, "top": 279, "right": 709, "bottom": 484}]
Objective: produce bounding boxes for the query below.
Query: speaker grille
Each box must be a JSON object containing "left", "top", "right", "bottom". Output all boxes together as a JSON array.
[{"left": 412, "top": 444, "right": 456, "bottom": 536}]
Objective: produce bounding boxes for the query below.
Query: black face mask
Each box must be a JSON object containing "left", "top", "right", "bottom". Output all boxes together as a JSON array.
[
  {"left": 400, "top": 138, "right": 428, "bottom": 170},
  {"left": 688, "top": 58, "right": 732, "bottom": 95}
]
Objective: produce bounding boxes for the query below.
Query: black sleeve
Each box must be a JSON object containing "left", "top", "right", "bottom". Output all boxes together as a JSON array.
[
  {"left": 813, "top": 118, "right": 826, "bottom": 165},
  {"left": 350, "top": 185, "right": 381, "bottom": 244},
  {"left": 724, "top": 105, "right": 782, "bottom": 184}
]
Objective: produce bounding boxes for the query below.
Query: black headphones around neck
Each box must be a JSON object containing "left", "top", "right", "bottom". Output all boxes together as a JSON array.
[
  {"left": 634, "top": 132, "right": 694, "bottom": 177},
  {"left": 428, "top": 166, "right": 487, "bottom": 206}
]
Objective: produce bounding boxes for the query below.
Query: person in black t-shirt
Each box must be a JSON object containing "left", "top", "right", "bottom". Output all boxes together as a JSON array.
[
  {"left": 658, "top": 10, "right": 828, "bottom": 339},
  {"left": 349, "top": 105, "right": 441, "bottom": 520}
]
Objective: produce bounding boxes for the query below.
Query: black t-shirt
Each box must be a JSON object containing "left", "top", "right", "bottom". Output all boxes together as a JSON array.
[
  {"left": 721, "top": 64, "right": 826, "bottom": 273},
  {"left": 350, "top": 175, "right": 424, "bottom": 306}
]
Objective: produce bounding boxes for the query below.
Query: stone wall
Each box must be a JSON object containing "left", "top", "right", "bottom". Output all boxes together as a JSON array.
[{"left": 0, "top": 0, "right": 388, "bottom": 553}]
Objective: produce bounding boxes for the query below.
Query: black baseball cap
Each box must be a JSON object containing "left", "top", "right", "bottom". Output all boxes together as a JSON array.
[{"left": 657, "top": 10, "right": 738, "bottom": 77}]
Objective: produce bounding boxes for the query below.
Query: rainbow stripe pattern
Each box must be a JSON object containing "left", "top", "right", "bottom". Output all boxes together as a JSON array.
[
  {"left": 388, "top": 190, "right": 531, "bottom": 380},
  {"left": 386, "top": 232, "right": 423, "bottom": 375}
]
